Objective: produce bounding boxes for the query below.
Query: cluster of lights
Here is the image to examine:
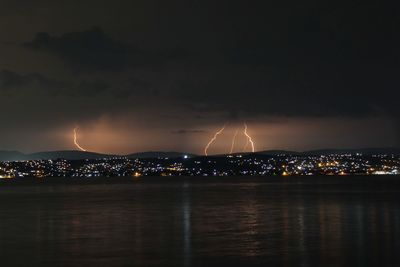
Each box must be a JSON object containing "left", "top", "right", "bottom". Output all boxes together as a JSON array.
[{"left": 0, "top": 153, "right": 399, "bottom": 179}]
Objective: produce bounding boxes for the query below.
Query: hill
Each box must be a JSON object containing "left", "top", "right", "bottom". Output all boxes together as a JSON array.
[
  {"left": 0, "top": 151, "right": 27, "bottom": 161},
  {"left": 29, "top": 150, "right": 113, "bottom": 160},
  {"left": 0, "top": 150, "right": 197, "bottom": 161},
  {"left": 257, "top": 148, "right": 400, "bottom": 156},
  {"left": 1, "top": 147, "right": 399, "bottom": 162},
  {"left": 126, "top": 151, "right": 196, "bottom": 159}
]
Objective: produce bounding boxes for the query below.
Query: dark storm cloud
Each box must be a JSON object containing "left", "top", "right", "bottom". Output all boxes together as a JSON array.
[
  {"left": 12, "top": 1, "right": 400, "bottom": 120},
  {"left": 24, "top": 27, "right": 130, "bottom": 71},
  {"left": 0, "top": 69, "right": 68, "bottom": 95},
  {"left": 0, "top": 69, "right": 109, "bottom": 97},
  {"left": 156, "top": 0, "right": 400, "bottom": 129},
  {"left": 171, "top": 129, "right": 207, "bottom": 135},
  {"left": 173, "top": 67, "right": 372, "bottom": 117},
  {"left": 0, "top": 0, "right": 399, "bottom": 150},
  {"left": 112, "top": 78, "right": 155, "bottom": 98},
  {"left": 75, "top": 81, "right": 109, "bottom": 97}
]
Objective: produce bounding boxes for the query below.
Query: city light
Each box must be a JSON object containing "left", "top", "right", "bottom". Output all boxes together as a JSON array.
[{"left": 0, "top": 152, "right": 398, "bottom": 178}]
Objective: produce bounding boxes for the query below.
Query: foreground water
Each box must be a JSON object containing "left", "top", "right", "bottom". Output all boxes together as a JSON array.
[{"left": 0, "top": 176, "right": 399, "bottom": 267}]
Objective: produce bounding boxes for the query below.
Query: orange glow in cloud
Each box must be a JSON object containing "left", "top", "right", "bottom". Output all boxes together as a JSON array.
[
  {"left": 73, "top": 127, "right": 87, "bottom": 152},
  {"left": 230, "top": 128, "right": 239, "bottom": 154},
  {"left": 243, "top": 123, "right": 255, "bottom": 152},
  {"left": 204, "top": 124, "right": 226, "bottom": 156}
]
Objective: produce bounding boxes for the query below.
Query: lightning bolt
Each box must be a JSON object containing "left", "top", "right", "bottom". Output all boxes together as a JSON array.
[
  {"left": 243, "top": 123, "right": 255, "bottom": 153},
  {"left": 243, "top": 135, "right": 249, "bottom": 152},
  {"left": 204, "top": 124, "right": 226, "bottom": 156},
  {"left": 73, "top": 127, "right": 87, "bottom": 152},
  {"left": 230, "top": 128, "right": 239, "bottom": 154}
]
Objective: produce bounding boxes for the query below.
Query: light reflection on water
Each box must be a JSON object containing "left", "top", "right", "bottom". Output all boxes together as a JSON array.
[{"left": 0, "top": 177, "right": 399, "bottom": 267}]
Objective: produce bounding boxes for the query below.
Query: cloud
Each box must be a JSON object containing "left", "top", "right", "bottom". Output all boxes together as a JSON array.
[
  {"left": 24, "top": 27, "right": 130, "bottom": 71},
  {"left": 0, "top": 69, "right": 68, "bottom": 95},
  {"left": 0, "top": 69, "right": 109, "bottom": 97},
  {"left": 171, "top": 129, "right": 207, "bottom": 134}
]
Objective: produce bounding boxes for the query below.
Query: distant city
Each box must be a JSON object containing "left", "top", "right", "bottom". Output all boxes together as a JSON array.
[{"left": 1, "top": 149, "right": 399, "bottom": 178}]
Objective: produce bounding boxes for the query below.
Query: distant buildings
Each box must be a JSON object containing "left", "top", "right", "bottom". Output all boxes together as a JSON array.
[{"left": 0, "top": 153, "right": 399, "bottom": 178}]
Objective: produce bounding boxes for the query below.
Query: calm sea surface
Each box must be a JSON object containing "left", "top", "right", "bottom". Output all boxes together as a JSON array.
[{"left": 0, "top": 176, "right": 399, "bottom": 267}]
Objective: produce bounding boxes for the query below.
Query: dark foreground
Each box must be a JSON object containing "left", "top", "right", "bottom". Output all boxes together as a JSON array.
[{"left": 0, "top": 176, "right": 399, "bottom": 267}]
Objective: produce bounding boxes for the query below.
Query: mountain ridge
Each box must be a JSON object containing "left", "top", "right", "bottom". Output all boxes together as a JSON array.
[
  {"left": 0, "top": 150, "right": 195, "bottom": 161},
  {"left": 1, "top": 147, "right": 399, "bottom": 162}
]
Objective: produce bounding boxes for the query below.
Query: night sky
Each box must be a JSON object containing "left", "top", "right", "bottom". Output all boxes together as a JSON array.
[{"left": 0, "top": 0, "right": 399, "bottom": 154}]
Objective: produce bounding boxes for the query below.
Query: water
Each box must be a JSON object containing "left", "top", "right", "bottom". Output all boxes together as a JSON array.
[{"left": 0, "top": 176, "right": 399, "bottom": 267}]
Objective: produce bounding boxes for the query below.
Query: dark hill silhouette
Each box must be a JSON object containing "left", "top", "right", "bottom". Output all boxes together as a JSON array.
[
  {"left": 301, "top": 147, "right": 400, "bottom": 155},
  {"left": 0, "top": 151, "right": 27, "bottom": 162},
  {"left": 29, "top": 150, "right": 113, "bottom": 160},
  {"left": 1, "top": 147, "right": 399, "bottom": 162},
  {"left": 126, "top": 151, "right": 196, "bottom": 159},
  {"left": 0, "top": 150, "right": 197, "bottom": 161}
]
